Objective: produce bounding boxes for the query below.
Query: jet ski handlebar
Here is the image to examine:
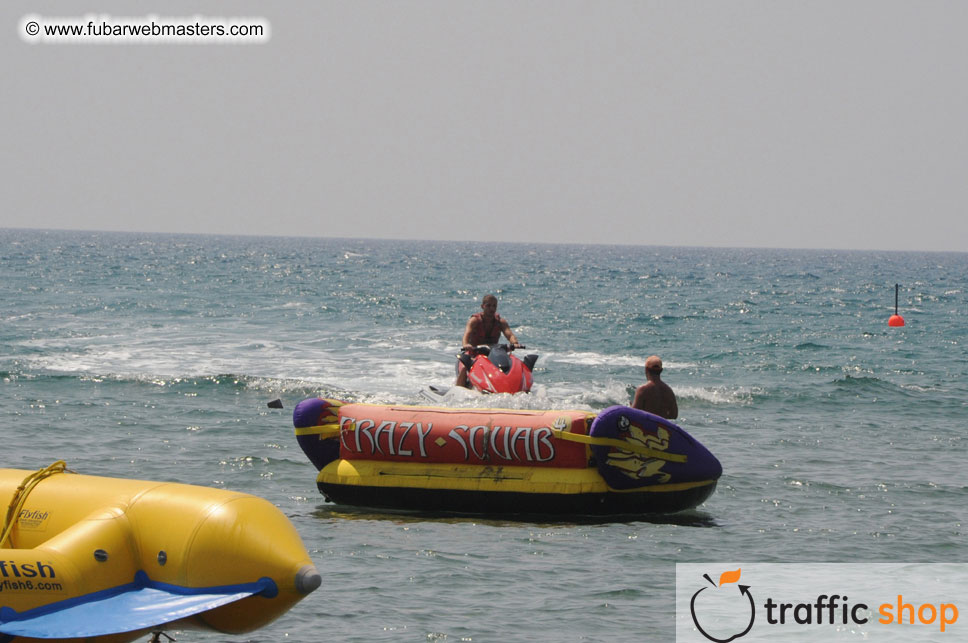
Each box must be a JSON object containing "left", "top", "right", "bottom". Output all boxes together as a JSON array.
[{"left": 461, "top": 343, "right": 526, "bottom": 355}]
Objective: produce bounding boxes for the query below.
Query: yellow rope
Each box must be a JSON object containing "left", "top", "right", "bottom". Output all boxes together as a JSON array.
[{"left": 0, "top": 461, "right": 69, "bottom": 548}]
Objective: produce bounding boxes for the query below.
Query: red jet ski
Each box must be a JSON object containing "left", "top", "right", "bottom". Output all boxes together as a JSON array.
[{"left": 459, "top": 344, "right": 539, "bottom": 394}]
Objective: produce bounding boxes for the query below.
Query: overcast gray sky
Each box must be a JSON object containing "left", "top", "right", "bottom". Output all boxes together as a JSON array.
[{"left": 4, "top": 2, "right": 967, "bottom": 251}]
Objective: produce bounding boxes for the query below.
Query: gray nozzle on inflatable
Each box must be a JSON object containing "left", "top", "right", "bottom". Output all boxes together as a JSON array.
[{"left": 295, "top": 565, "right": 322, "bottom": 595}]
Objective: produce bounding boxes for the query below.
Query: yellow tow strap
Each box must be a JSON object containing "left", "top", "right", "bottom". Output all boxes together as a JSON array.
[
  {"left": 1, "top": 460, "right": 69, "bottom": 547},
  {"left": 296, "top": 422, "right": 687, "bottom": 463},
  {"left": 551, "top": 429, "right": 688, "bottom": 463},
  {"left": 294, "top": 424, "right": 342, "bottom": 438}
]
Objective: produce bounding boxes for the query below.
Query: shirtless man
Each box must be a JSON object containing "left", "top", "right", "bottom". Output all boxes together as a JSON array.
[
  {"left": 455, "top": 294, "right": 521, "bottom": 387},
  {"left": 631, "top": 355, "right": 678, "bottom": 419}
]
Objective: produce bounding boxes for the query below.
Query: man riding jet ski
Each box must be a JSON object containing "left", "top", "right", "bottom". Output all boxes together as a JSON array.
[{"left": 455, "top": 294, "right": 537, "bottom": 393}]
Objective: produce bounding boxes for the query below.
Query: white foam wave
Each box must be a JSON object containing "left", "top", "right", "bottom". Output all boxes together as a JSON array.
[
  {"left": 677, "top": 385, "right": 755, "bottom": 405},
  {"left": 545, "top": 351, "right": 698, "bottom": 371},
  {"left": 18, "top": 327, "right": 720, "bottom": 411},
  {"left": 546, "top": 351, "right": 639, "bottom": 367}
]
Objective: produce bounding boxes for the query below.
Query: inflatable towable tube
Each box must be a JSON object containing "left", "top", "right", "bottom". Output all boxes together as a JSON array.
[
  {"left": 294, "top": 400, "right": 722, "bottom": 516},
  {"left": 0, "top": 463, "right": 320, "bottom": 642}
]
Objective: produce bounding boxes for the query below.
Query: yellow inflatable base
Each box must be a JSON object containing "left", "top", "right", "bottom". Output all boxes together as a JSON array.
[
  {"left": 316, "top": 459, "right": 719, "bottom": 516},
  {"left": 0, "top": 465, "right": 319, "bottom": 642}
]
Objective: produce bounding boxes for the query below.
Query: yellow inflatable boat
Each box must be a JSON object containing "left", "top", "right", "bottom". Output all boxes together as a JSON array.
[
  {"left": 0, "top": 463, "right": 320, "bottom": 642},
  {"left": 294, "top": 399, "right": 722, "bottom": 516}
]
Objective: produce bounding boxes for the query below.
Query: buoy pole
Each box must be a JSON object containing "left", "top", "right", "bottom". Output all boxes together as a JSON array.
[{"left": 888, "top": 283, "right": 905, "bottom": 327}]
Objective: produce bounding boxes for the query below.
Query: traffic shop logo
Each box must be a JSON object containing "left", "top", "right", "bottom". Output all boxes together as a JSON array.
[{"left": 689, "top": 569, "right": 755, "bottom": 642}]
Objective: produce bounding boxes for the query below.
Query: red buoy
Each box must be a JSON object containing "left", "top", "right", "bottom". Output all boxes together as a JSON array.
[{"left": 888, "top": 283, "right": 905, "bottom": 327}]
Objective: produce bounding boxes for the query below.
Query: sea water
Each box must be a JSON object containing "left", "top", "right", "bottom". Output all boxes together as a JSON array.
[{"left": 1, "top": 229, "right": 965, "bottom": 641}]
